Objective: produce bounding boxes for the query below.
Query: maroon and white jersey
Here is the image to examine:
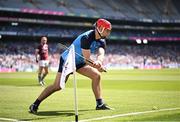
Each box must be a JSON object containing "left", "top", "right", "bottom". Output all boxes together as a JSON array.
[{"left": 38, "top": 44, "right": 49, "bottom": 60}]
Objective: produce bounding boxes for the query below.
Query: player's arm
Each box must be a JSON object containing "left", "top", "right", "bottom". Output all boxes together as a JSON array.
[
  {"left": 81, "top": 35, "right": 102, "bottom": 69},
  {"left": 97, "top": 47, "right": 105, "bottom": 64},
  {"left": 35, "top": 49, "right": 39, "bottom": 63},
  {"left": 81, "top": 38, "right": 93, "bottom": 66},
  {"left": 81, "top": 35, "right": 95, "bottom": 66},
  {"left": 82, "top": 48, "right": 106, "bottom": 72},
  {"left": 82, "top": 49, "right": 95, "bottom": 67},
  {"left": 89, "top": 47, "right": 105, "bottom": 72},
  {"left": 82, "top": 49, "right": 102, "bottom": 69},
  {"left": 82, "top": 49, "right": 91, "bottom": 61}
]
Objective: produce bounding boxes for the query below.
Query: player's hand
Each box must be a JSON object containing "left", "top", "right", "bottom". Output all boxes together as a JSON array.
[
  {"left": 93, "top": 60, "right": 102, "bottom": 69},
  {"left": 98, "top": 67, "right": 105, "bottom": 72}
]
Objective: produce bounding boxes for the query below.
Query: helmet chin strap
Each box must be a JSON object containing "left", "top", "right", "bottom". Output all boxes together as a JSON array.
[{"left": 96, "top": 27, "right": 106, "bottom": 39}]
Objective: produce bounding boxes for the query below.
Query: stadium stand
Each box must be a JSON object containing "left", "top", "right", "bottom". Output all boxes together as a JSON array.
[
  {"left": 0, "top": 0, "right": 180, "bottom": 72},
  {"left": 0, "top": 0, "right": 180, "bottom": 21}
]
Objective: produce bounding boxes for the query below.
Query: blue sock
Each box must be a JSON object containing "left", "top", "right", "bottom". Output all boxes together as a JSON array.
[{"left": 96, "top": 99, "right": 103, "bottom": 106}]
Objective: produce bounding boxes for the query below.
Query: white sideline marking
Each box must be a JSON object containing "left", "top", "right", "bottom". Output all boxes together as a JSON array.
[
  {"left": 79, "top": 107, "right": 180, "bottom": 122},
  {"left": 0, "top": 117, "right": 30, "bottom": 122}
]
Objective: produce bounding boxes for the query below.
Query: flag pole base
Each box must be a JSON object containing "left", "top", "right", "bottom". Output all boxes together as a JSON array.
[{"left": 75, "top": 115, "right": 78, "bottom": 122}]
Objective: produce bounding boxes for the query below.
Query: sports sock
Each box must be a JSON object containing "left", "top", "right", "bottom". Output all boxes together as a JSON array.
[
  {"left": 96, "top": 99, "right": 103, "bottom": 106},
  {"left": 34, "top": 99, "right": 41, "bottom": 107}
]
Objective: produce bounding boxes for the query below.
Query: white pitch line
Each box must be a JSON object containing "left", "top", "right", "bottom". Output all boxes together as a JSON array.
[
  {"left": 79, "top": 107, "right": 180, "bottom": 122},
  {"left": 0, "top": 117, "right": 30, "bottom": 122}
]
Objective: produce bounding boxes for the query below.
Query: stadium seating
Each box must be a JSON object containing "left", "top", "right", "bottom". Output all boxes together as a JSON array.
[
  {"left": 1, "top": 24, "right": 180, "bottom": 41},
  {"left": 0, "top": 0, "right": 180, "bottom": 72},
  {"left": 0, "top": 0, "right": 180, "bottom": 21}
]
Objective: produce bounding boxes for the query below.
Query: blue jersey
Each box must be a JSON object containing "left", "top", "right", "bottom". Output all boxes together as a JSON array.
[{"left": 61, "top": 30, "right": 106, "bottom": 65}]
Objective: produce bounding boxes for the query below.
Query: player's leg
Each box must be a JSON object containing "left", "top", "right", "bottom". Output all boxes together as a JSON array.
[
  {"left": 77, "top": 65, "right": 112, "bottom": 110},
  {"left": 41, "top": 60, "right": 49, "bottom": 81},
  {"left": 29, "top": 57, "right": 69, "bottom": 113},
  {"left": 37, "top": 72, "right": 62, "bottom": 101},
  {"left": 41, "top": 66, "right": 48, "bottom": 85},
  {"left": 38, "top": 66, "right": 43, "bottom": 84},
  {"left": 42, "top": 67, "right": 48, "bottom": 80},
  {"left": 77, "top": 65, "right": 102, "bottom": 99},
  {"left": 29, "top": 72, "right": 65, "bottom": 113}
]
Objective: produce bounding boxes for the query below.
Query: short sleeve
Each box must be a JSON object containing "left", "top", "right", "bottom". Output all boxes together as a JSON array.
[
  {"left": 81, "top": 35, "right": 92, "bottom": 49},
  {"left": 99, "top": 39, "right": 106, "bottom": 50}
]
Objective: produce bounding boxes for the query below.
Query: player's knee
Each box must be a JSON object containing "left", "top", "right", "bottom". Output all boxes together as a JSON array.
[
  {"left": 45, "top": 71, "right": 48, "bottom": 75},
  {"left": 92, "top": 72, "right": 101, "bottom": 81},
  {"left": 53, "top": 84, "right": 61, "bottom": 91},
  {"left": 52, "top": 81, "right": 61, "bottom": 91}
]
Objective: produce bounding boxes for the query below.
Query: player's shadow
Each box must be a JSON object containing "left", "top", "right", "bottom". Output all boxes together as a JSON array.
[
  {"left": 21, "top": 109, "right": 94, "bottom": 121},
  {"left": 36, "top": 109, "right": 94, "bottom": 116}
]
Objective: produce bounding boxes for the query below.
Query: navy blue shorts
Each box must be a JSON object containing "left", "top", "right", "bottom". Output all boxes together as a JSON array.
[{"left": 58, "top": 56, "right": 86, "bottom": 72}]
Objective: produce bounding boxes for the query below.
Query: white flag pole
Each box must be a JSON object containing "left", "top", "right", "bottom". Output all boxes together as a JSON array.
[{"left": 72, "top": 45, "right": 78, "bottom": 122}]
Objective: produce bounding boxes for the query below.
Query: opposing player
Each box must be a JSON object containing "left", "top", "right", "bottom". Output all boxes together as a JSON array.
[
  {"left": 35, "top": 36, "right": 49, "bottom": 86},
  {"left": 30, "top": 19, "right": 113, "bottom": 113}
]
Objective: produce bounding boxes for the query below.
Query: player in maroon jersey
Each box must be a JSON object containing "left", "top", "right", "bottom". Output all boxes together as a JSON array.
[{"left": 35, "top": 36, "right": 49, "bottom": 86}]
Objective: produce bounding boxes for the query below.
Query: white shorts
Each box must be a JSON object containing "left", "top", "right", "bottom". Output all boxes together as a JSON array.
[{"left": 39, "top": 60, "right": 49, "bottom": 67}]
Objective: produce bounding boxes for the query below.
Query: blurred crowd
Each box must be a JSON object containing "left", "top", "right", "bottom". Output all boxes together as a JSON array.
[
  {"left": 104, "top": 44, "right": 180, "bottom": 69},
  {"left": 0, "top": 41, "right": 61, "bottom": 72},
  {"left": 0, "top": 41, "right": 180, "bottom": 72}
]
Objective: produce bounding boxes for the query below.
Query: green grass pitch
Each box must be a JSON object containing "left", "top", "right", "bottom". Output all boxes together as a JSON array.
[{"left": 0, "top": 69, "right": 180, "bottom": 122}]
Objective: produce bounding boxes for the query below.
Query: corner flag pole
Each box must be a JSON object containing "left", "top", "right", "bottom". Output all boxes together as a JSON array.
[{"left": 71, "top": 45, "right": 78, "bottom": 122}]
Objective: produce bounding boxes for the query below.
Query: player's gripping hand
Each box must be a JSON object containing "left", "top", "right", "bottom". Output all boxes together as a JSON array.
[
  {"left": 93, "top": 60, "right": 102, "bottom": 69},
  {"left": 97, "top": 66, "right": 105, "bottom": 72},
  {"left": 91, "top": 60, "right": 107, "bottom": 72}
]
